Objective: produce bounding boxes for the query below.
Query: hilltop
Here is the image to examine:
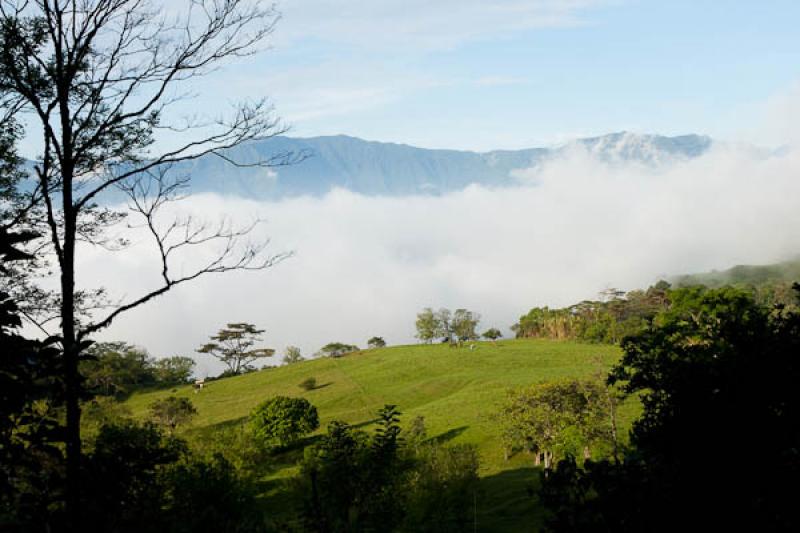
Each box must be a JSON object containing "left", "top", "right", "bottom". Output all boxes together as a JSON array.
[{"left": 124, "top": 339, "right": 630, "bottom": 532}]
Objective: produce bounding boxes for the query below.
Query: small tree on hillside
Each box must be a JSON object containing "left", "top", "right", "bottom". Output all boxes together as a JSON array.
[
  {"left": 249, "top": 396, "right": 319, "bottom": 448},
  {"left": 149, "top": 396, "right": 197, "bottom": 435},
  {"left": 319, "top": 342, "right": 359, "bottom": 358},
  {"left": 197, "top": 323, "right": 274, "bottom": 375},
  {"left": 451, "top": 309, "right": 480, "bottom": 345},
  {"left": 283, "top": 346, "right": 304, "bottom": 364},
  {"left": 415, "top": 308, "right": 438, "bottom": 344},
  {"left": 482, "top": 328, "right": 503, "bottom": 344},
  {"left": 368, "top": 336, "right": 387, "bottom": 349}
]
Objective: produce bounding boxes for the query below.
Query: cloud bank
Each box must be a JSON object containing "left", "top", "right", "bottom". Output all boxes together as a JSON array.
[{"left": 79, "top": 142, "right": 800, "bottom": 376}]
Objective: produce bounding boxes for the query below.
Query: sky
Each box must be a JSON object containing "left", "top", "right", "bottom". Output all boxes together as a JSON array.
[{"left": 172, "top": 0, "right": 800, "bottom": 151}]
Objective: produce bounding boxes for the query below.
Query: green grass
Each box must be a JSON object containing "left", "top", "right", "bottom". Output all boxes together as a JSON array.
[{"left": 124, "top": 339, "right": 632, "bottom": 532}]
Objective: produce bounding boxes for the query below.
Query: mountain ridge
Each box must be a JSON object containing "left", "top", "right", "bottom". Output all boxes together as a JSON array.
[{"left": 173, "top": 131, "right": 713, "bottom": 199}]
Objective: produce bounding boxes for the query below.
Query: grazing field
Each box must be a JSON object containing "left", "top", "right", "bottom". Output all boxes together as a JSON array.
[{"left": 124, "top": 339, "right": 633, "bottom": 532}]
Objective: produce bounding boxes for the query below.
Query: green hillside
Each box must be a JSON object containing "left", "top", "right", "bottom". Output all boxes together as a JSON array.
[
  {"left": 673, "top": 258, "right": 800, "bottom": 288},
  {"left": 124, "top": 339, "right": 631, "bottom": 532}
]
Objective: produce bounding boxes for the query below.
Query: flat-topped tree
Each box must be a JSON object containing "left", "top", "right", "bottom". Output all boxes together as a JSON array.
[{"left": 197, "top": 323, "right": 274, "bottom": 376}]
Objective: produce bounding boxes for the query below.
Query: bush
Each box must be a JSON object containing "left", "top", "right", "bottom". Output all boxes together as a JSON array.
[
  {"left": 249, "top": 396, "right": 319, "bottom": 449},
  {"left": 149, "top": 396, "right": 198, "bottom": 434},
  {"left": 299, "top": 377, "right": 317, "bottom": 391}
]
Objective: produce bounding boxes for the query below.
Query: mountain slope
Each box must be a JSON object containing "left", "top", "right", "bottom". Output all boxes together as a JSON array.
[{"left": 172, "top": 132, "right": 713, "bottom": 198}]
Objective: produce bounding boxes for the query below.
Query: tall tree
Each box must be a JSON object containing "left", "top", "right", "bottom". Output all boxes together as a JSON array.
[
  {"left": 0, "top": 1, "right": 293, "bottom": 524},
  {"left": 415, "top": 307, "right": 438, "bottom": 344},
  {"left": 451, "top": 308, "right": 480, "bottom": 345},
  {"left": 197, "top": 322, "right": 274, "bottom": 375}
]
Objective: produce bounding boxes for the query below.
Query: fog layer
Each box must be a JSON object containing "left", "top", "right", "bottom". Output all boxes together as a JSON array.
[{"left": 82, "top": 144, "right": 800, "bottom": 375}]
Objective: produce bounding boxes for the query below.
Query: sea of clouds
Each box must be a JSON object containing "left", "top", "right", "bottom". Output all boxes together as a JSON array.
[{"left": 74, "top": 140, "right": 800, "bottom": 377}]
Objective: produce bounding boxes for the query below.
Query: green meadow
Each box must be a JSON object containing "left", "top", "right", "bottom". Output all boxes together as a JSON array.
[{"left": 124, "top": 339, "right": 635, "bottom": 532}]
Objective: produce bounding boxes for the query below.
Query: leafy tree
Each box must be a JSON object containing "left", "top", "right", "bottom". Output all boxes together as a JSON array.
[
  {"left": 81, "top": 342, "right": 156, "bottom": 396},
  {"left": 415, "top": 307, "right": 439, "bottom": 343},
  {"left": 300, "top": 405, "right": 408, "bottom": 532},
  {"left": 153, "top": 356, "right": 196, "bottom": 385},
  {"left": 451, "top": 309, "right": 481, "bottom": 345},
  {"left": 0, "top": 3, "right": 291, "bottom": 522},
  {"left": 318, "top": 341, "right": 359, "bottom": 358},
  {"left": 283, "top": 345, "right": 304, "bottom": 364},
  {"left": 149, "top": 397, "right": 198, "bottom": 435},
  {"left": 497, "top": 379, "right": 609, "bottom": 468},
  {"left": 482, "top": 327, "right": 503, "bottom": 343},
  {"left": 434, "top": 308, "right": 453, "bottom": 341},
  {"left": 368, "top": 336, "right": 387, "bottom": 349},
  {"left": 197, "top": 323, "right": 275, "bottom": 375},
  {"left": 249, "top": 396, "right": 319, "bottom": 449},
  {"left": 299, "top": 377, "right": 317, "bottom": 391},
  {"left": 540, "top": 286, "right": 800, "bottom": 532}
]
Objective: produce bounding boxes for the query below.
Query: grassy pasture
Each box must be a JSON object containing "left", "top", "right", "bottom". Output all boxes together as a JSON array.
[{"left": 124, "top": 339, "right": 634, "bottom": 531}]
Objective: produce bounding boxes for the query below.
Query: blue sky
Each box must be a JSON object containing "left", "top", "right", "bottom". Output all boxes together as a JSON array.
[
  {"left": 17, "top": 0, "right": 800, "bottom": 156},
  {"left": 196, "top": 0, "right": 797, "bottom": 151}
]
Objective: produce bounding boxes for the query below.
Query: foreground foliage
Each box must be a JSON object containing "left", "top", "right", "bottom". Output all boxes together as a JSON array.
[{"left": 540, "top": 285, "right": 800, "bottom": 532}]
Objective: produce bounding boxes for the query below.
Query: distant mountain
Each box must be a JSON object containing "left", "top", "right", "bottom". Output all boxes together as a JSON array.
[
  {"left": 169, "top": 132, "right": 713, "bottom": 199},
  {"left": 21, "top": 132, "right": 714, "bottom": 200}
]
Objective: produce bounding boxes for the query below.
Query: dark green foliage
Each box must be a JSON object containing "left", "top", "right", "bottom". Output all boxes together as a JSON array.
[
  {"left": 81, "top": 344, "right": 195, "bottom": 397},
  {"left": 513, "top": 284, "right": 670, "bottom": 343},
  {"left": 367, "top": 336, "right": 387, "bottom": 349},
  {"left": 404, "top": 444, "right": 480, "bottom": 532},
  {"left": 161, "top": 454, "right": 266, "bottom": 533},
  {"left": 0, "top": 228, "right": 65, "bottom": 528},
  {"left": 249, "top": 396, "right": 319, "bottom": 448},
  {"left": 299, "top": 377, "right": 318, "bottom": 391},
  {"left": 82, "top": 420, "right": 188, "bottom": 533},
  {"left": 82, "top": 342, "right": 157, "bottom": 396},
  {"left": 82, "top": 420, "right": 265, "bottom": 533},
  {"left": 540, "top": 286, "right": 800, "bottom": 532},
  {"left": 149, "top": 397, "right": 198, "bottom": 434},
  {"left": 318, "top": 342, "right": 359, "bottom": 357},
  {"left": 300, "top": 406, "right": 408, "bottom": 532},
  {"left": 298, "top": 405, "right": 480, "bottom": 532}
]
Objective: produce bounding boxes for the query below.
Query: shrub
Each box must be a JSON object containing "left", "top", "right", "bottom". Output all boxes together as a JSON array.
[
  {"left": 249, "top": 396, "right": 319, "bottom": 449},
  {"left": 367, "top": 336, "right": 387, "bottom": 349},
  {"left": 299, "top": 377, "right": 317, "bottom": 391},
  {"left": 149, "top": 396, "right": 198, "bottom": 435}
]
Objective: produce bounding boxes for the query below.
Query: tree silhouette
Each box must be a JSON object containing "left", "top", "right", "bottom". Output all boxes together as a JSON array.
[
  {"left": 0, "top": 3, "right": 298, "bottom": 521},
  {"left": 197, "top": 323, "right": 274, "bottom": 375}
]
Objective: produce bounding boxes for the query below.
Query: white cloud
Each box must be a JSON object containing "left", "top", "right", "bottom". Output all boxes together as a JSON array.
[
  {"left": 275, "top": 0, "right": 610, "bottom": 50},
  {"left": 77, "top": 141, "right": 800, "bottom": 376}
]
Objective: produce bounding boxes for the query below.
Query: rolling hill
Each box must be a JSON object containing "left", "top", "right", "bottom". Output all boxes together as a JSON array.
[{"left": 124, "top": 339, "right": 634, "bottom": 532}]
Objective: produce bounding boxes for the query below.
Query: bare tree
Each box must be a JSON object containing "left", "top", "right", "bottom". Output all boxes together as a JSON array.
[{"left": 0, "top": 1, "right": 297, "bottom": 524}]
